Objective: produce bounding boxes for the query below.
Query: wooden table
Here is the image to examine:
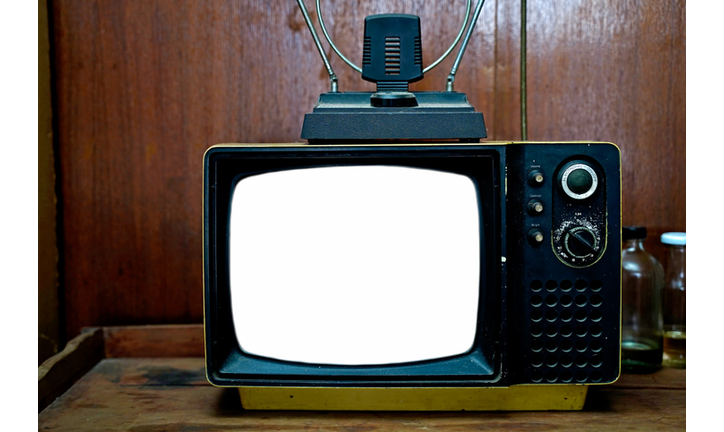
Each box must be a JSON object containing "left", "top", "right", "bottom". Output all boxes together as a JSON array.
[{"left": 38, "top": 325, "right": 686, "bottom": 431}]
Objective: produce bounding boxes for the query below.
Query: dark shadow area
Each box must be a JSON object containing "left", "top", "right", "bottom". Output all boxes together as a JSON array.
[
  {"left": 583, "top": 386, "right": 615, "bottom": 412},
  {"left": 139, "top": 365, "right": 206, "bottom": 386}
]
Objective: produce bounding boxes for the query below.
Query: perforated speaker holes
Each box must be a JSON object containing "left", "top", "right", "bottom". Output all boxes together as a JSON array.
[{"left": 527, "top": 278, "right": 606, "bottom": 384}]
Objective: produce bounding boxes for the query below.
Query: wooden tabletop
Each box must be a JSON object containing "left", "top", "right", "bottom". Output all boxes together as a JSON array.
[{"left": 39, "top": 356, "right": 685, "bottom": 431}]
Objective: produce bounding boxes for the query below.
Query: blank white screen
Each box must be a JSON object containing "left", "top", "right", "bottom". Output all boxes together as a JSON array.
[{"left": 230, "top": 165, "right": 480, "bottom": 365}]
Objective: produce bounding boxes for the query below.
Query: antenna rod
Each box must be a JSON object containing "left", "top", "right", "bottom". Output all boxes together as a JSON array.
[
  {"left": 520, "top": 0, "right": 528, "bottom": 140},
  {"left": 446, "top": 0, "right": 487, "bottom": 91},
  {"left": 296, "top": 0, "right": 338, "bottom": 92}
]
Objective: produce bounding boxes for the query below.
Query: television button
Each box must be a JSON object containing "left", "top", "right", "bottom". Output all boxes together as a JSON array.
[
  {"left": 528, "top": 228, "right": 545, "bottom": 246},
  {"left": 528, "top": 170, "right": 544, "bottom": 186},
  {"left": 527, "top": 200, "right": 544, "bottom": 215},
  {"left": 563, "top": 227, "right": 598, "bottom": 258},
  {"left": 560, "top": 162, "right": 598, "bottom": 200}
]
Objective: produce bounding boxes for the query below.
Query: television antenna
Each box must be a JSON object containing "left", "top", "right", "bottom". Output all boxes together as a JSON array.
[{"left": 295, "top": 0, "right": 488, "bottom": 93}]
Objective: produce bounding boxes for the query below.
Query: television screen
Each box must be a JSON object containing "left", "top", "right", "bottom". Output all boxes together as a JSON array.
[
  {"left": 229, "top": 165, "right": 480, "bottom": 365},
  {"left": 204, "top": 144, "right": 502, "bottom": 385}
]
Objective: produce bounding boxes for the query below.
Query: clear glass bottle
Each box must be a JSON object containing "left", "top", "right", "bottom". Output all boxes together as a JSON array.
[
  {"left": 661, "top": 232, "right": 686, "bottom": 368},
  {"left": 621, "top": 226, "right": 664, "bottom": 373}
]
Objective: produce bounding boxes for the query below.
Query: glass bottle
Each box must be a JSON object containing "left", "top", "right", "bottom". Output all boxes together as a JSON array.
[
  {"left": 661, "top": 232, "right": 686, "bottom": 368},
  {"left": 621, "top": 226, "right": 664, "bottom": 373}
]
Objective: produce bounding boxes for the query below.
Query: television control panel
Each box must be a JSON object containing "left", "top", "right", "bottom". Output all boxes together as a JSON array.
[{"left": 505, "top": 142, "right": 621, "bottom": 385}]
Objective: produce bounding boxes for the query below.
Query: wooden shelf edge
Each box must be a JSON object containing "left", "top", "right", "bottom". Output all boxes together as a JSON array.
[
  {"left": 38, "top": 323, "right": 205, "bottom": 412},
  {"left": 38, "top": 327, "right": 105, "bottom": 412}
]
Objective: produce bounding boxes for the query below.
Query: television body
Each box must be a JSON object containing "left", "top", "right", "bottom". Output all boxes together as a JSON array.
[{"left": 203, "top": 142, "right": 621, "bottom": 410}]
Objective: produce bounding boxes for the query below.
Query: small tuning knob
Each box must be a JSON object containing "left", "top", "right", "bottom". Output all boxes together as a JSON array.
[
  {"left": 563, "top": 227, "right": 598, "bottom": 258},
  {"left": 528, "top": 170, "right": 544, "bottom": 186},
  {"left": 528, "top": 228, "right": 545, "bottom": 246},
  {"left": 527, "top": 199, "right": 544, "bottom": 216}
]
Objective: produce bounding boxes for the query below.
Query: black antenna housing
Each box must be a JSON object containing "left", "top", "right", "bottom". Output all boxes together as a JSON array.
[{"left": 362, "top": 14, "right": 423, "bottom": 107}]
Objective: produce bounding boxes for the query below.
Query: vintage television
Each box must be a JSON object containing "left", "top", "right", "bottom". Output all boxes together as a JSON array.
[{"left": 203, "top": 1, "right": 622, "bottom": 411}]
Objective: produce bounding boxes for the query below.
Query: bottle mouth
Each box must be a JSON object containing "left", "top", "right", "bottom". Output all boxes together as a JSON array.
[
  {"left": 661, "top": 232, "right": 686, "bottom": 246},
  {"left": 622, "top": 226, "right": 647, "bottom": 241}
]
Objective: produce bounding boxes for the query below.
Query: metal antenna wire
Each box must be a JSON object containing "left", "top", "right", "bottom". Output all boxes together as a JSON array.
[
  {"left": 295, "top": 0, "right": 339, "bottom": 92},
  {"left": 446, "top": 0, "right": 487, "bottom": 91}
]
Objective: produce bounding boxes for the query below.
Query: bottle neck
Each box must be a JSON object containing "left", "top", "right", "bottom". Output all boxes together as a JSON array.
[{"left": 624, "top": 238, "right": 645, "bottom": 251}]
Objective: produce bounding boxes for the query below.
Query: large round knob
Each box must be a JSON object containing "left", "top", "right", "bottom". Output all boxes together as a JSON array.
[
  {"left": 559, "top": 161, "right": 598, "bottom": 200},
  {"left": 563, "top": 227, "right": 598, "bottom": 258}
]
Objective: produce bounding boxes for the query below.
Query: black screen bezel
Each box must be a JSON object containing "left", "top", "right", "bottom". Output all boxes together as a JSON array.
[{"left": 204, "top": 145, "right": 505, "bottom": 387}]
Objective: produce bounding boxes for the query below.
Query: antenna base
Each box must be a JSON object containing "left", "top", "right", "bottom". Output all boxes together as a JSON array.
[
  {"left": 301, "top": 91, "right": 486, "bottom": 143},
  {"left": 370, "top": 92, "right": 418, "bottom": 108}
]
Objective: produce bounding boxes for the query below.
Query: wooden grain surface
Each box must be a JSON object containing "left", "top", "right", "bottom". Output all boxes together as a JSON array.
[
  {"left": 103, "top": 324, "right": 204, "bottom": 358},
  {"left": 38, "top": 357, "right": 686, "bottom": 431},
  {"left": 51, "top": 0, "right": 685, "bottom": 337},
  {"left": 523, "top": 0, "right": 686, "bottom": 261}
]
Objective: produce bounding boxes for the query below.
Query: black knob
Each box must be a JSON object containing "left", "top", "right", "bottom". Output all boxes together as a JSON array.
[
  {"left": 567, "top": 169, "right": 593, "bottom": 194},
  {"left": 528, "top": 228, "right": 545, "bottom": 246},
  {"left": 559, "top": 161, "right": 598, "bottom": 200},
  {"left": 528, "top": 170, "right": 544, "bottom": 186},
  {"left": 527, "top": 199, "right": 544, "bottom": 216},
  {"left": 564, "top": 227, "right": 598, "bottom": 258}
]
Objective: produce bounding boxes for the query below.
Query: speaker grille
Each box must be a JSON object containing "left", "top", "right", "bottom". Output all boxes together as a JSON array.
[{"left": 527, "top": 278, "right": 606, "bottom": 383}]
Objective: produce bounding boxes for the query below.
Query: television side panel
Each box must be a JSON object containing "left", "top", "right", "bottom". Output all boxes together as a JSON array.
[{"left": 505, "top": 142, "right": 621, "bottom": 385}]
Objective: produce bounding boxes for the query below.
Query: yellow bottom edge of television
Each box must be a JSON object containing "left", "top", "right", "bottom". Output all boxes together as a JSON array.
[{"left": 237, "top": 385, "right": 589, "bottom": 411}]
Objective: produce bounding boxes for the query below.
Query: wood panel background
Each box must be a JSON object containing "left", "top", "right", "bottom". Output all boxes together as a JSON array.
[
  {"left": 39, "top": 0, "right": 60, "bottom": 364},
  {"left": 50, "top": 0, "right": 685, "bottom": 338}
]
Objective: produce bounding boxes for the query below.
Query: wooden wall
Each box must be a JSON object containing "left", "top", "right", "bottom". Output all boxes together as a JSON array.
[
  {"left": 50, "top": 0, "right": 685, "bottom": 338},
  {"left": 39, "top": 0, "right": 60, "bottom": 363}
]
